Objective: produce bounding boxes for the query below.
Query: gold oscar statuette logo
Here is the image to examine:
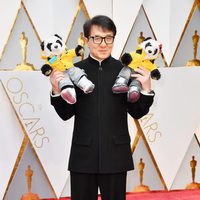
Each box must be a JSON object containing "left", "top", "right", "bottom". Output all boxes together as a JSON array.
[
  {"left": 138, "top": 32, "right": 145, "bottom": 45},
  {"left": 21, "top": 165, "right": 40, "bottom": 200},
  {"left": 78, "top": 32, "right": 85, "bottom": 60},
  {"left": 133, "top": 158, "right": 150, "bottom": 192},
  {"left": 15, "top": 32, "right": 35, "bottom": 71},
  {"left": 185, "top": 156, "right": 200, "bottom": 189},
  {"left": 186, "top": 30, "right": 200, "bottom": 66}
]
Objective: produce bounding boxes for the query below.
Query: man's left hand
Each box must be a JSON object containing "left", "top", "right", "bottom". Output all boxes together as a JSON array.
[{"left": 131, "top": 66, "right": 151, "bottom": 92}]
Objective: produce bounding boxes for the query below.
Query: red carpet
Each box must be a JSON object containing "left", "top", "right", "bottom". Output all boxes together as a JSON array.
[{"left": 43, "top": 189, "right": 200, "bottom": 200}]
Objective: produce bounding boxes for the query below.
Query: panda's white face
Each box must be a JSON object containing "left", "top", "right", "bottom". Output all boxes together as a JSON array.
[
  {"left": 42, "top": 35, "right": 65, "bottom": 57},
  {"left": 140, "top": 38, "right": 162, "bottom": 60}
]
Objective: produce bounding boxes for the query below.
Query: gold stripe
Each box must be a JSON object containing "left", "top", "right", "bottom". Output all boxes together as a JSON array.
[
  {"left": 194, "top": 133, "right": 200, "bottom": 147},
  {"left": 66, "top": 0, "right": 90, "bottom": 45},
  {"left": 142, "top": 5, "right": 168, "bottom": 67},
  {"left": 0, "top": 69, "right": 18, "bottom": 71},
  {"left": 1, "top": 80, "right": 29, "bottom": 198},
  {"left": 28, "top": 142, "right": 58, "bottom": 198},
  {"left": 196, "top": 0, "right": 200, "bottom": 10},
  {"left": 120, "top": 5, "right": 168, "bottom": 67},
  {"left": 0, "top": 69, "right": 40, "bottom": 72},
  {"left": 170, "top": 134, "right": 199, "bottom": 189},
  {"left": 0, "top": 0, "right": 22, "bottom": 61},
  {"left": 21, "top": 1, "right": 41, "bottom": 43},
  {"left": 65, "top": 2, "right": 81, "bottom": 45},
  {"left": 119, "top": 6, "right": 141, "bottom": 59},
  {"left": 80, "top": 0, "right": 90, "bottom": 19},
  {"left": 134, "top": 119, "right": 168, "bottom": 190},
  {"left": 169, "top": 0, "right": 197, "bottom": 66},
  {"left": 131, "top": 130, "right": 141, "bottom": 153},
  {"left": 3, "top": 136, "right": 28, "bottom": 199},
  {"left": 1, "top": 79, "right": 57, "bottom": 198}
]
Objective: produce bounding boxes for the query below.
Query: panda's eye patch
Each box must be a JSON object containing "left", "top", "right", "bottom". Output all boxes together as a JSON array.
[
  {"left": 145, "top": 42, "right": 152, "bottom": 48},
  {"left": 47, "top": 43, "right": 52, "bottom": 51},
  {"left": 56, "top": 40, "right": 62, "bottom": 46},
  {"left": 153, "top": 48, "right": 158, "bottom": 55}
]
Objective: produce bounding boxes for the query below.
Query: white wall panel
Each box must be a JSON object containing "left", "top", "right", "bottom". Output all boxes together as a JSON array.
[
  {"left": 5, "top": 142, "right": 55, "bottom": 199},
  {"left": 168, "top": 0, "right": 195, "bottom": 65},
  {"left": 140, "top": 67, "right": 200, "bottom": 189},
  {"left": 170, "top": 136, "right": 200, "bottom": 189},
  {"left": 143, "top": 0, "right": 170, "bottom": 64},
  {"left": 0, "top": 6, "right": 42, "bottom": 70},
  {"left": 195, "top": 124, "right": 200, "bottom": 141},
  {"left": 143, "top": 0, "right": 194, "bottom": 65},
  {"left": 0, "top": 1, "right": 200, "bottom": 198},
  {"left": 23, "top": 0, "right": 79, "bottom": 41},
  {"left": 128, "top": 114, "right": 138, "bottom": 145},
  {"left": 1, "top": 71, "right": 74, "bottom": 198},
  {"left": 0, "top": 81, "right": 24, "bottom": 199},
  {"left": 60, "top": 176, "right": 71, "bottom": 197},
  {"left": 171, "top": 7, "right": 200, "bottom": 67},
  {"left": 0, "top": 0, "right": 21, "bottom": 60},
  {"left": 112, "top": 0, "right": 143, "bottom": 59},
  {"left": 121, "top": 7, "right": 165, "bottom": 67},
  {"left": 127, "top": 137, "right": 165, "bottom": 191},
  {"left": 66, "top": 8, "right": 89, "bottom": 62},
  {"left": 83, "top": 0, "right": 112, "bottom": 18}
]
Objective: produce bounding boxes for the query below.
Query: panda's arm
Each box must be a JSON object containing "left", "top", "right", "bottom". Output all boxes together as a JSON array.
[
  {"left": 67, "top": 49, "right": 77, "bottom": 58},
  {"left": 75, "top": 45, "right": 84, "bottom": 56},
  {"left": 121, "top": 53, "right": 132, "bottom": 65}
]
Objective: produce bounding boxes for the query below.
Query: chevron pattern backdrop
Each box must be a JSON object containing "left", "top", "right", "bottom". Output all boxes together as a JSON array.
[{"left": 0, "top": 0, "right": 200, "bottom": 199}]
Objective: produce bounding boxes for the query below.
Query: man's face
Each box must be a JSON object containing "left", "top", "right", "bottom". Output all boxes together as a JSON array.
[{"left": 85, "top": 25, "right": 114, "bottom": 61}]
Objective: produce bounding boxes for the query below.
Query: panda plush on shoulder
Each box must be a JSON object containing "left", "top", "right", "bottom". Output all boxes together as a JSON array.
[
  {"left": 41, "top": 34, "right": 94, "bottom": 104},
  {"left": 112, "top": 37, "right": 162, "bottom": 103}
]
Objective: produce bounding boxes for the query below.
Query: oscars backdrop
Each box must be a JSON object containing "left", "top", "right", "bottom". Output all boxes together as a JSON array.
[{"left": 0, "top": 0, "right": 200, "bottom": 199}]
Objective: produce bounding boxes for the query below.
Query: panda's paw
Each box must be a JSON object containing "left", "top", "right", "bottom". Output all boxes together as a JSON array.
[
  {"left": 41, "top": 64, "right": 52, "bottom": 76},
  {"left": 127, "top": 86, "right": 141, "bottom": 103},
  {"left": 151, "top": 69, "right": 161, "bottom": 80},
  {"left": 121, "top": 53, "right": 132, "bottom": 66},
  {"left": 77, "top": 76, "right": 95, "bottom": 94},
  {"left": 61, "top": 87, "right": 77, "bottom": 104}
]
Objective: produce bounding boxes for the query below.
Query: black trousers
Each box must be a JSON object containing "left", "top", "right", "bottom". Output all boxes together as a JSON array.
[{"left": 70, "top": 172, "right": 127, "bottom": 200}]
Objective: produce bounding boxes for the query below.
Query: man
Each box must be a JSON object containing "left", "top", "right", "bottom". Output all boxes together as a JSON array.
[{"left": 50, "top": 15, "right": 154, "bottom": 200}]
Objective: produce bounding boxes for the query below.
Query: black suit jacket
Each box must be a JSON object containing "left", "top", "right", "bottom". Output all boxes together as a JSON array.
[{"left": 51, "top": 55, "right": 154, "bottom": 173}]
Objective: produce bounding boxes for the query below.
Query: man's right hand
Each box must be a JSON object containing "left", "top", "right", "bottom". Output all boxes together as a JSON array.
[{"left": 50, "top": 70, "right": 64, "bottom": 95}]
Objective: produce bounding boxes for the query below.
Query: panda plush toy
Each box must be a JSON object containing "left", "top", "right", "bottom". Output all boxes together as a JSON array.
[
  {"left": 112, "top": 37, "right": 162, "bottom": 103},
  {"left": 41, "top": 34, "right": 94, "bottom": 104}
]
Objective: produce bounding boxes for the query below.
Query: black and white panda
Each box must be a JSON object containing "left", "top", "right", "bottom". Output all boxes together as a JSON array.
[
  {"left": 112, "top": 37, "right": 162, "bottom": 103},
  {"left": 140, "top": 37, "right": 162, "bottom": 60},
  {"left": 40, "top": 34, "right": 95, "bottom": 104},
  {"left": 41, "top": 34, "right": 65, "bottom": 58}
]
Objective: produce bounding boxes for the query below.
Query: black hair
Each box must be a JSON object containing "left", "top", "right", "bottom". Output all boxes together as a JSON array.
[{"left": 83, "top": 15, "right": 117, "bottom": 38}]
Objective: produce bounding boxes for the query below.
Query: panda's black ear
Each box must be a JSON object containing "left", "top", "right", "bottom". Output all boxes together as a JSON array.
[
  {"left": 143, "top": 37, "right": 152, "bottom": 41},
  {"left": 136, "top": 49, "right": 142, "bottom": 55},
  {"left": 41, "top": 41, "right": 44, "bottom": 50},
  {"left": 54, "top": 34, "right": 62, "bottom": 40},
  {"left": 150, "top": 59, "right": 155, "bottom": 64}
]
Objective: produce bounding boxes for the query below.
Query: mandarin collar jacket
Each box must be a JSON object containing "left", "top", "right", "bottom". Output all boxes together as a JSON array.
[{"left": 51, "top": 55, "right": 154, "bottom": 173}]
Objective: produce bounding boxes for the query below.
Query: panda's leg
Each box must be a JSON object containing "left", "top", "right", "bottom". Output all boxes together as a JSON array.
[
  {"left": 112, "top": 66, "right": 130, "bottom": 93},
  {"left": 68, "top": 66, "right": 95, "bottom": 94},
  {"left": 59, "top": 71, "right": 76, "bottom": 104},
  {"left": 127, "top": 70, "right": 142, "bottom": 103}
]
